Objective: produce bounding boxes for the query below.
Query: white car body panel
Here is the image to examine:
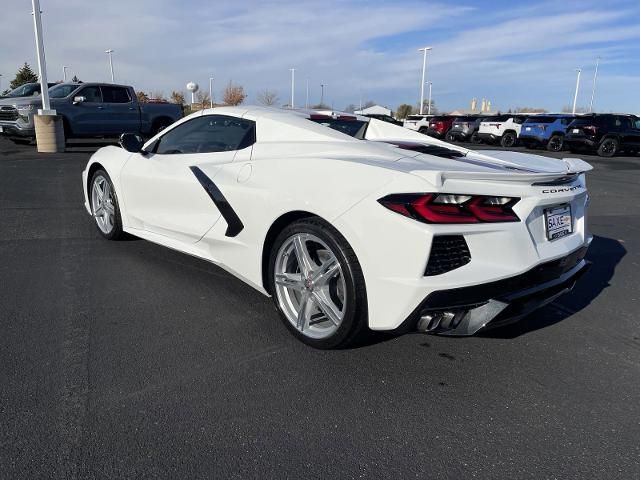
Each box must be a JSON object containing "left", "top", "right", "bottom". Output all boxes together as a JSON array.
[{"left": 82, "top": 106, "right": 592, "bottom": 332}]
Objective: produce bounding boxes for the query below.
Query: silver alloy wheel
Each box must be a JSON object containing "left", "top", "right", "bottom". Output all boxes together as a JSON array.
[
  {"left": 274, "top": 233, "right": 347, "bottom": 339},
  {"left": 91, "top": 174, "right": 116, "bottom": 234}
]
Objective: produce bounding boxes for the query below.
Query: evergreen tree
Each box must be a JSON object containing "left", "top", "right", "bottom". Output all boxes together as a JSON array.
[{"left": 9, "top": 63, "right": 39, "bottom": 90}]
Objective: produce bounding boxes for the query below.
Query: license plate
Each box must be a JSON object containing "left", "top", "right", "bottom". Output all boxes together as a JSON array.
[
  {"left": 0, "top": 126, "right": 3, "bottom": 133},
  {"left": 525, "top": 126, "right": 531, "bottom": 131},
  {"left": 572, "top": 128, "right": 580, "bottom": 133},
  {"left": 545, "top": 204, "right": 573, "bottom": 241}
]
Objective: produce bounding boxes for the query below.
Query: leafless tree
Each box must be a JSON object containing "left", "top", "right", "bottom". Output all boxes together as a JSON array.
[
  {"left": 170, "top": 91, "right": 185, "bottom": 105},
  {"left": 256, "top": 89, "right": 279, "bottom": 106},
  {"left": 136, "top": 91, "right": 149, "bottom": 103},
  {"left": 223, "top": 82, "right": 247, "bottom": 106},
  {"left": 395, "top": 104, "right": 414, "bottom": 119},
  {"left": 150, "top": 91, "right": 166, "bottom": 101},
  {"left": 196, "top": 91, "right": 211, "bottom": 108}
]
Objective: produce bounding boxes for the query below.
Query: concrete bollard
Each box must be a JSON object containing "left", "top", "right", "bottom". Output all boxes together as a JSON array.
[{"left": 34, "top": 114, "right": 65, "bottom": 153}]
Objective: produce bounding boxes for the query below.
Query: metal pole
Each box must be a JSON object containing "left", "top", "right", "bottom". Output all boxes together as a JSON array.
[
  {"left": 572, "top": 68, "right": 581, "bottom": 115},
  {"left": 62, "top": 66, "right": 67, "bottom": 82},
  {"left": 0, "top": 74, "right": 2, "bottom": 92},
  {"left": 427, "top": 82, "right": 432, "bottom": 115},
  {"left": 320, "top": 84, "right": 325, "bottom": 106},
  {"left": 105, "top": 49, "right": 114, "bottom": 82},
  {"left": 589, "top": 57, "right": 600, "bottom": 113},
  {"left": 305, "top": 78, "right": 309, "bottom": 109},
  {"left": 209, "top": 77, "right": 214, "bottom": 108},
  {"left": 418, "top": 47, "right": 431, "bottom": 115},
  {"left": 31, "top": 0, "right": 52, "bottom": 112},
  {"left": 289, "top": 68, "right": 295, "bottom": 108}
]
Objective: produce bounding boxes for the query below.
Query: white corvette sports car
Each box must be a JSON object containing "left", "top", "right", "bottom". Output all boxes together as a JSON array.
[{"left": 82, "top": 106, "right": 592, "bottom": 348}]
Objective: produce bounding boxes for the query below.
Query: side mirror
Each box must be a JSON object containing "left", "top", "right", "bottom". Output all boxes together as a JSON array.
[
  {"left": 119, "top": 133, "right": 145, "bottom": 153},
  {"left": 72, "top": 96, "right": 86, "bottom": 105}
]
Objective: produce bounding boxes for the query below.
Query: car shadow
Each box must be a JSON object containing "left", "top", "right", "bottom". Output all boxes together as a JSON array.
[{"left": 479, "top": 235, "right": 626, "bottom": 339}]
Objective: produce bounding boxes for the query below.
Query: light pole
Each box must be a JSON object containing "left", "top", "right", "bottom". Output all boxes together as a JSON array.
[
  {"left": 0, "top": 74, "right": 2, "bottom": 93},
  {"left": 427, "top": 82, "right": 433, "bottom": 115},
  {"left": 305, "top": 78, "right": 309, "bottom": 109},
  {"left": 105, "top": 49, "right": 114, "bottom": 83},
  {"left": 31, "top": 0, "right": 52, "bottom": 113},
  {"left": 320, "top": 84, "right": 325, "bottom": 106},
  {"left": 289, "top": 68, "right": 295, "bottom": 108},
  {"left": 62, "top": 65, "right": 67, "bottom": 82},
  {"left": 209, "top": 77, "right": 214, "bottom": 108},
  {"left": 589, "top": 57, "right": 600, "bottom": 113},
  {"left": 418, "top": 46, "right": 432, "bottom": 115},
  {"left": 572, "top": 68, "right": 581, "bottom": 115}
]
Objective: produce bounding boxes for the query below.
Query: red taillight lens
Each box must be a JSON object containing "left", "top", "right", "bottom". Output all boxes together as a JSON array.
[
  {"left": 583, "top": 125, "right": 598, "bottom": 136},
  {"left": 378, "top": 193, "right": 520, "bottom": 224}
]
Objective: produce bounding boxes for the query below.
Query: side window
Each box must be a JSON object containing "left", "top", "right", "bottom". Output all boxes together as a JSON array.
[
  {"left": 154, "top": 115, "right": 256, "bottom": 155},
  {"left": 101, "top": 86, "right": 131, "bottom": 103},
  {"left": 78, "top": 86, "right": 102, "bottom": 103},
  {"left": 635, "top": 119, "right": 640, "bottom": 129}
]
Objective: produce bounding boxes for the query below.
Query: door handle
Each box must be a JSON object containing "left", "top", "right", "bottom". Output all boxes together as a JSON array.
[{"left": 128, "top": 107, "right": 135, "bottom": 110}]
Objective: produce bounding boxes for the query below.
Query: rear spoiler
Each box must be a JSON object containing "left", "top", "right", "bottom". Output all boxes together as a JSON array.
[{"left": 414, "top": 163, "right": 592, "bottom": 187}]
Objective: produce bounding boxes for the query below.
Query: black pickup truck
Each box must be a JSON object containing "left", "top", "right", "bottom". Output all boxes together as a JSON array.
[{"left": 0, "top": 82, "right": 182, "bottom": 141}]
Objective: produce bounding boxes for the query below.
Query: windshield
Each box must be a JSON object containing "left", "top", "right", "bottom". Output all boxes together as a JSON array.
[
  {"left": 49, "top": 84, "right": 80, "bottom": 98},
  {"left": 5, "top": 84, "right": 40, "bottom": 98},
  {"left": 309, "top": 118, "right": 368, "bottom": 139}
]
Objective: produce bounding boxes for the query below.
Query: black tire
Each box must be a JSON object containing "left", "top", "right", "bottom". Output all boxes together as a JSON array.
[
  {"left": 597, "top": 137, "right": 619, "bottom": 157},
  {"left": 89, "top": 169, "right": 125, "bottom": 240},
  {"left": 445, "top": 131, "right": 456, "bottom": 143},
  {"left": 418, "top": 127, "right": 429, "bottom": 135},
  {"left": 500, "top": 131, "right": 517, "bottom": 148},
  {"left": 470, "top": 132, "right": 482, "bottom": 144},
  {"left": 267, "top": 217, "right": 367, "bottom": 349},
  {"left": 547, "top": 134, "right": 564, "bottom": 152},
  {"left": 152, "top": 118, "right": 173, "bottom": 135}
]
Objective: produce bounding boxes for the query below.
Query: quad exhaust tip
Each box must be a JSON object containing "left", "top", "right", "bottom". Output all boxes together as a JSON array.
[{"left": 417, "top": 310, "right": 465, "bottom": 332}]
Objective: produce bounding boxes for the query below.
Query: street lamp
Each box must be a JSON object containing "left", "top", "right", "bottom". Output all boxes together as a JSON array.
[
  {"left": 427, "top": 81, "right": 433, "bottom": 115},
  {"left": 418, "top": 46, "right": 432, "bottom": 115},
  {"left": 209, "top": 77, "right": 214, "bottom": 108},
  {"left": 572, "top": 68, "right": 581, "bottom": 115},
  {"left": 105, "top": 49, "right": 115, "bottom": 83},
  {"left": 62, "top": 65, "right": 67, "bottom": 82},
  {"left": 0, "top": 74, "right": 3, "bottom": 92},
  {"left": 320, "top": 83, "right": 326, "bottom": 106},
  {"left": 289, "top": 68, "right": 295, "bottom": 108},
  {"left": 305, "top": 78, "right": 309, "bottom": 109},
  {"left": 589, "top": 57, "right": 601, "bottom": 113}
]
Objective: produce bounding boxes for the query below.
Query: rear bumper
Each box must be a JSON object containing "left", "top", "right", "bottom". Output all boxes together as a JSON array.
[
  {"left": 426, "top": 129, "right": 446, "bottom": 139},
  {"left": 447, "top": 130, "right": 471, "bottom": 141},
  {"left": 519, "top": 134, "right": 547, "bottom": 146},
  {"left": 405, "top": 245, "right": 590, "bottom": 336},
  {"left": 565, "top": 136, "right": 598, "bottom": 150},
  {"left": 477, "top": 132, "right": 497, "bottom": 142}
]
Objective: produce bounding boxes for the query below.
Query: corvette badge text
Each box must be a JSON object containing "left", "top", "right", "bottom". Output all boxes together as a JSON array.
[{"left": 542, "top": 185, "right": 584, "bottom": 194}]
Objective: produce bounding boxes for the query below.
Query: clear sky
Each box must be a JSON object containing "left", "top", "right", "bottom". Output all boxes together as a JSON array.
[{"left": 2, "top": 0, "right": 639, "bottom": 113}]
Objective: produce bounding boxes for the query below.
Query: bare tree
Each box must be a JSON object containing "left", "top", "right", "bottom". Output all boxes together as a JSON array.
[
  {"left": 170, "top": 91, "right": 185, "bottom": 105},
  {"left": 344, "top": 104, "right": 356, "bottom": 113},
  {"left": 136, "top": 91, "right": 149, "bottom": 103},
  {"left": 223, "top": 82, "right": 247, "bottom": 106},
  {"left": 256, "top": 89, "right": 279, "bottom": 106},
  {"left": 514, "top": 106, "right": 547, "bottom": 113},
  {"left": 196, "top": 91, "right": 211, "bottom": 108},
  {"left": 363, "top": 100, "right": 376, "bottom": 109}
]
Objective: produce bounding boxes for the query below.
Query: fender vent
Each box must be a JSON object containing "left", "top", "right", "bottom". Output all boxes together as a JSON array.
[{"left": 425, "top": 235, "right": 471, "bottom": 276}]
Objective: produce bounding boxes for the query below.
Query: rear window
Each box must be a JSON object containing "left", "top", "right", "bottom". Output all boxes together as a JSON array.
[
  {"left": 309, "top": 118, "right": 368, "bottom": 139},
  {"left": 430, "top": 116, "right": 450, "bottom": 122},
  {"left": 524, "top": 116, "right": 560, "bottom": 124},
  {"left": 482, "top": 115, "right": 510, "bottom": 122},
  {"left": 101, "top": 86, "right": 131, "bottom": 103},
  {"left": 406, "top": 115, "right": 426, "bottom": 121},
  {"left": 453, "top": 116, "right": 478, "bottom": 123}
]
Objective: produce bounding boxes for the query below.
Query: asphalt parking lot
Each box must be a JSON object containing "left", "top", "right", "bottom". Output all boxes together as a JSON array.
[{"left": 1, "top": 137, "right": 639, "bottom": 479}]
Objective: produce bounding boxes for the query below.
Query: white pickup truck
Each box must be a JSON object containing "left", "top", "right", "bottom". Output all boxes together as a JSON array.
[{"left": 477, "top": 114, "right": 531, "bottom": 148}]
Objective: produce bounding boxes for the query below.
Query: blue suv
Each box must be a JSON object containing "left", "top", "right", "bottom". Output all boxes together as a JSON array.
[{"left": 519, "top": 115, "right": 576, "bottom": 152}]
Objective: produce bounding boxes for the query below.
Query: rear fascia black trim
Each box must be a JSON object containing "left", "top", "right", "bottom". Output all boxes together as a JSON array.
[{"left": 189, "top": 166, "right": 244, "bottom": 237}]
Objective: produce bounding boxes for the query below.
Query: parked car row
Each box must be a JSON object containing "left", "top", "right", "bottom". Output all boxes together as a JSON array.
[{"left": 405, "top": 113, "right": 640, "bottom": 157}]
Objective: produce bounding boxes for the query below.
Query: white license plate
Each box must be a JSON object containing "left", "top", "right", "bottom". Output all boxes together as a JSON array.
[
  {"left": 572, "top": 128, "right": 580, "bottom": 133},
  {"left": 545, "top": 204, "right": 573, "bottom": 240},
  {"left": 0, "top": 126, "right": 3, "bottom": 133},
  {"left": 525, "top": 126, "right": 531, "bottom": 131}
]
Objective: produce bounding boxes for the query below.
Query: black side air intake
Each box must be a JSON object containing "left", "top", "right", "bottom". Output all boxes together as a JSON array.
[{"left": 425, "top": 235, "right": 471, "bottom": 276}]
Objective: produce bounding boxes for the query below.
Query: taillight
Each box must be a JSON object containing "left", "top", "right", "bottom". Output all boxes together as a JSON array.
[
  {"left": 583, "top": 125, "right": 598, "bottom": 136},
  {"left": 378, "top": 193, "right": 520, "bottom": 224}
]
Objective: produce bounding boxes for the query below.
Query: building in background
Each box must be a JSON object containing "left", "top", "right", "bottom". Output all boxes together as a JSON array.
[{"left": 354, "top": 105, "right": 392, "bottom": 116}]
